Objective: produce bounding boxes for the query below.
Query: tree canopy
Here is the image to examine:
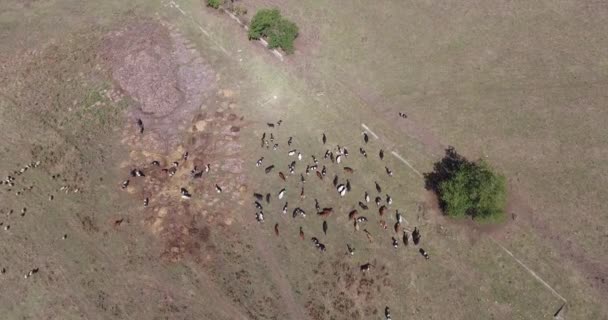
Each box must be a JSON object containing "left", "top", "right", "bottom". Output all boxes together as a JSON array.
[
  {"left": 248, "top": 9, "right": 298, "bottom": 54},
  {"left": 425, "top": 147, "right": 506, "bottom": 221}
]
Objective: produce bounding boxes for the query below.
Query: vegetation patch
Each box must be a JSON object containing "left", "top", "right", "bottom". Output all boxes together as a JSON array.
[
  {"left": 207, "top": 0, "right": 223, "bottom": 9},
  {"left": 425, "top": 147, "right": 507, "bottom": 222},
  {"left": 248, "top": 8, "right": 298, "bottom": 54}
]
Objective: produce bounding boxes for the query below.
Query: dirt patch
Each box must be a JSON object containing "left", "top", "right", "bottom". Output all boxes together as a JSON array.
[{"left": 102, "top": 20, "right": 214, "bottom": 154}]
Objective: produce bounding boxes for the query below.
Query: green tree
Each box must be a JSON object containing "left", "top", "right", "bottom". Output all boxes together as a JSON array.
[
  {"left": 425, "top": 147, "right": 506, "bottom": 222},
  {"left": 207, "top": 0, "right": 223, "bottom": 9},
  {"left": 248, "top": 9, "right": 281, "bottom": 39},
  {"left": 248, "top": 9, "right": 298, "bottom": 54}
]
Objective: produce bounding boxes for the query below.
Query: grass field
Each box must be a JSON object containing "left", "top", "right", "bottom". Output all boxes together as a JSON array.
[{"left": 0, "top": 0, "right": 606, "bottom": 319}]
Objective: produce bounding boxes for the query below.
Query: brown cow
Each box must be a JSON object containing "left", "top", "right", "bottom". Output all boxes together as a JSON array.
[
  {"left": 274, "top": 223, "right": 279, "bottom": 236},
  {"left": 348, "top": 209, "right": 358, "bottom": 220},
  {"left": 379, "top": 205, "right": 388, "bottom": 216},
  {"left": 318, "top": 207, "right": 333, "bottom": 217},
  {"left": 279, "top": 172, "right": 286, "bottom": 181},
  {"left": 343, "top": 167, "right": 354, "bottom": 174}
]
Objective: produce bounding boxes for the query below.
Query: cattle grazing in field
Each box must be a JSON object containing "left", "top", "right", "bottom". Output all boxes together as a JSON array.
[
  {"left": 288, "top": 149, "right": 297, "bottom": 156},
  {"left": 282, "top": 202, "right": 288, "bottom": 214},
  {"left": 336, "top": 154, "right": 342, "bottom": 164},
  {"left": 386, "top": 194, "right": 392, "bottom": 205},
  {"left": 322, "top": 133, "right": 327, "bottom": 144},
  {"left": 288, "top": 136, "right": 293, "bottom": 146},
  {"left": 379, "top": 149, "right": 384, "bottom": 160},
  {"left": 385, "top": 167, "right": 393, "bottom": 177},
  {"left": 385, "top": 307, "right": 392, "bottom": 320},
  {"left": 300, "top": 174, "right": 306, "bottom": 183},
  {"left": 379, "top": 205, "right": 387, "bottom": 216},
  {"left": 215, "top": 185, "right": 223, "bottom": 193},
  {"left": 346, "top": 179, "right": 352, "bottom": 192},
  {"left": 321, "top": 166, "right": 327, "bottom": 176},
  {"left": 356, "top": 216, "right": 368, "bottom": 223},
  {"left": 333, "top": 175, "right": 338, "bottom": 187},
  {"left": 265, "top": 165, "right": 274, "bottom": 174},
  {"left": 274, "top": 223, "right": 279, "bottom": 236},
  {"left": 395, "top": 211, "right": 402, "bottom": 223},
  {"left": 136, "top": 119, "right": 144, "bottom": 134},
  {"left": 363, "top": 229, "right": 373, "bottom": 242},
  {"left": 279, "top": 172, "right": 286, "bottom": 181},
  {"left": 359, "top": 148, "right": 367, "bottom": 158},
  {"left": 278, "top": 188, "right": 286, "bottom": 199},
  {"left": 323, "top": 221, "right": 328, "bottom": 235},
  {"left": 318, "top": 208, "right": 333, "bottom": 217},
  {"left": 121, "top": 180, "right": 130, "bottom": 189},
  {"left": 182, "top": 151, "right": 189, "bottom": 161},
  {"left": 413, "top": 227, "right": 421, "bottom": 245},
  {"left": 277, "top": 120, "right": 282, "bottom": 126},
  {"left": 299, "top": 226, "right": 304, "bottom": 240},
  {"left": 267, "top": 122, "right": 275, "bottom": 128},
  {"left": 362, "top": 132, "right": 369, "bottom": 143},
  {"left": 343, "top": 167, "right": 354, "bottom": 174},
  {"left": 314, "top": 198, "right": 321, "bottom": 211},
  {"left": 265, "top": 193, "right": 271, "bottom": 203},
  {"left": 347, "top": 244, "right": 355, "bottom": 255},
  {"left": 402, "top": 230, "right": 409, "bottom": 246},
  {"left": 343, "top": 148, "right": 349, "bottom": 157},
  {"left": 130, "top": 169, "right": 145, "bottom": 177},
  {"left": 379, "top": 220, "right": 387, "bottom": 229},
  {"left": 143, "top": 197, "right": 149, "bottom": 207},
  {"left": 151, "top": 160, "right": 160, "bottom": 166},
  {"left": 300, "top": 186, "right": 305, "bottom": 199},
  {"left": 394, "top": 222, "right": 401, "bottom": 234},
  {"left": 419, "top": 248, "right": 429, "bottom": 259},
  {"left": 398, "top": 112, "right": 407, "bottom": 119},
  {"left": 180, "top": 188, "right": 192, "bottom": 199},
  {"left": 375, "top": 196, "right": 382, "bottom": 206},
  {"left": 256, "top": 157, "right": 264, "bottom": 167},
  {"left": 253, "top": 193, "right": 263, "bottom": 201},
  {"left": 360, "top": 263, "right": 373, "bottom": 272},
  {"left": 348, "top": 209, "right": 358, "bottom": 220},
  {"left": 375, "top": 181, "right": 382, "bottom": 193},
  {"left": 364, "top": 191, "right": 370, "bottom": 203},
  {"left": 316, "top": 171, "right": 323, "bottom": 180},
  {"left": 293, "top": 207, "right": 306, "bottom": 218},
  {"left": 358, "top": 202, "right": 369, "bottom": 210},
  {"left": 256, "top": 211, "right": 264, "bottom": 223},
  {"left": 24, "top": 268, "right": 39, "bottom": 279},
  {"left": 205, "top": 164, "right": 211, "bottom": 172},
  {"left": 337, "top": 184, "right": 346, "bottom": 196},
  {"left": 392, "top": 237, "right": 399, "bottom": 248},
  {"left": 254, "top": 201, "right": 263, "bottom": 210}
]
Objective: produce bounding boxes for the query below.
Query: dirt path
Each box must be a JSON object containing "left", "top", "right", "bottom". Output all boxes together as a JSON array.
[{"left": 253, "top": 234, "right": 308, "bottom": 320}]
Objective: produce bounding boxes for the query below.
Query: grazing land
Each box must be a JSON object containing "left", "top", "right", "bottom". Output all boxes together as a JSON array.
[{"left": 0, "top": 0, "right": 606, "bottom": 319}]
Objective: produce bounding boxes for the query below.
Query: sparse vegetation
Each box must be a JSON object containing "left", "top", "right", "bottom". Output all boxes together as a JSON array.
[
  {"left": 425, "top": 147, "right": 506, "bottom": 221},
  {"left": 248, "top": 8, "right": 298, "bottom": 54},
  {"left": 207, "top": 0, "right": 223, "bottom": 9}
]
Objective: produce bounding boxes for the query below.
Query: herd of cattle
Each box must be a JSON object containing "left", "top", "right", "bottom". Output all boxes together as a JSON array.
[{"left": 253, "top": 119, "right": 427, "bottom": 319}]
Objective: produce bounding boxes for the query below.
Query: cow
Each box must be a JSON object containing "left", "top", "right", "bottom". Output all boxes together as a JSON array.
[
  {"left": 316, "top": 171, "right": 323, "bottom": 180},
  {"left": 385, "top": 167, "right": 393, "bottom": 177},
  {"left": 323, "top": 221, "right": 328, "bottom": 235},
  {"left": 362, "top": 132, "right": 369, "bottom": 143},
  {"left": 299, "top": 226, "right": 304, "bottom": 240},
  {"left": 347, "top": 244, "right": 355, "bottom": 256},
  {"left": 379, "top": 205, "right": 387, "bottom": 216},
  {"left": 343, "top": 167, "right": 354, "bottom": 174},
  {"left": 318, "top": 208, "right": 333, "bottom": 217},
  {"left": 322, "top": 133, "right": 327, "bottom": 144},
  {"left": 333, "top": 175, "right": 338, "bottom": 187},
  {"left": 364, "top": 191, "right": 370, "bottom": 203},
  {"left": 379, "top": 149, "right": 384, "bottom": 160},
  {"left": 279, "top": 172, "right": 286, "bottom": 181},
  {"left": 394, "top": 222, "right": 401, "bottom": 234},
  {"left": 375, "top": 181, "right": 382, "bottom": 193},
  {"left": 413, "top": 227, "right": 421, "bottom": 245},
  {"left": 216, "top": 185, "right": 223, "bottom": 193},
  {"left": 288, "top": 137, "right": 293, "bottom": 146},
  {"left": 282, "top": 202, "right": 288, "bottom": 214},
  {"left": 121, "top": 180, "right": 129, "bottom": 189},
  {"left": 402, "top": 230, "right": 409, "bottom": 246},
  {"left": 278, "top": 188, "right": 286, "bottom": 199},
  {"left": 143, "top": 197, "right": 149, "bottom": 207},
  {"left": 136, "top": 119, "right": 144, "bottom": 134},
  {"left": 359, "top": 148, "right": 367, "bottom": 158},
  {"left": 346, "top": 180, "right": 352, "bottom": 192},
  {"left": 348, "top": 209, "right": 358, "bottom": 220},
  {"left": 265, "top": 193, "right": 271, "bottom": 203},
  {"left": 419, "top": 248, "right": 429, "bottom": 259},
  {"left": 265, "top": 165, "right": 274, "bottom": 174},
  {"left": 253, "top": 193, "right": 263, "bottom": 201},
  {"left": 181, "top": 188, "right": 192, "bottom": 199},
  {"left": 360, "top": 263, "right": 373, "bottom": 272},
  {"left": 358, "top": 202, "right": 369, "bottom": 210},
  {"left": 256, "top": 157, "right": 264, "bottom": 167},
  {"left": 392, "top": 237, "right": 399, "bottom": 248},
  {"left": 274, "top": 223, "right": 279, "bottom": 236},
  {"left": 385, "top": 307, "right": 392, "bottom": 320},
  {"left": 386, "top": 194, "right": 393, "bottom": 205}
]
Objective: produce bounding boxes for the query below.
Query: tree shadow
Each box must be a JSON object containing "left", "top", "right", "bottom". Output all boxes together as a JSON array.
[{"left": 423, "top": 146, "right": 471, "bottom": 211}]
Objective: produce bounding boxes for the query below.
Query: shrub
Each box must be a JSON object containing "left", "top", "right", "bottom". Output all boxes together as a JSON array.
[
  {"left": 207, "top": 0, "right": 223, "bottom": 9},
  {"left": 425, "top": 147, "right": 506, "bottom": 221},
  {"left": 248, "top": 8, "right": 298, "bottom": 54}
]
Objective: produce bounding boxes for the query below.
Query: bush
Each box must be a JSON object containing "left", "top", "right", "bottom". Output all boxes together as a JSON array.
[
  {"left": 248, "top": 8, "right": 298, "bottom": 54},
  {"left": 207, "top": 0, "right": 223, "bottom": 9},
  {"left": 425, "top": 147, "right": 506, "bottom": 221}
]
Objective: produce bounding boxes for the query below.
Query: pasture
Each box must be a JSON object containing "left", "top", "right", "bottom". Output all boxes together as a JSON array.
[{"left": 0, "top": 0, "right": 605, "bottom": 319}]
